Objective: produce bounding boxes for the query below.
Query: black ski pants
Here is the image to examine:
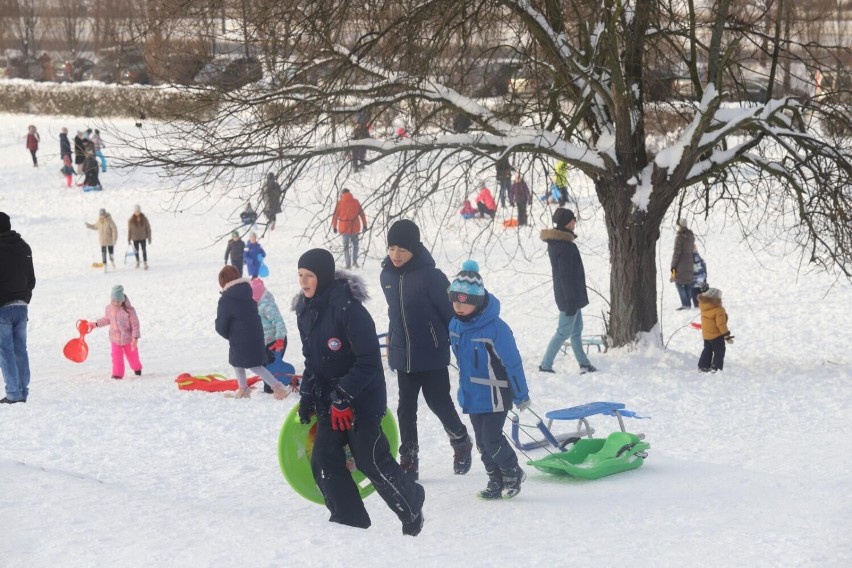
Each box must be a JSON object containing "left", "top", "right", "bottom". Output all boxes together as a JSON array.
[
  {"left": 311, "top": 415, "right": 424, "bottom": 529},
  {"left": 396, "top": 367, "right": 468, "bottom": 454},
  {"left": 698, "top": 335, "right": 727, "bottom": 371},
  {"left": 132, "top": 240, "right": 147, "bottom": 262},
  {"left": 470, "top": 410, "right": 518, "bottom": 473}
]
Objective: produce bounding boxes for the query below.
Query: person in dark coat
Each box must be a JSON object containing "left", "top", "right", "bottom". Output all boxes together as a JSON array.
[
  {"left": 350, "top": 122, "right": 370, "bottom": 172},
  {"left": 224, "top": 231, "right": 245, "bottom": 275},
  {"left": 262, "top": 173, "right": 283, "bottom": 230},
  {"left": 379, "top": 220, "right": 472, "bottom": 480},
  {"left": 495, "top": 155, "right": 512, "bottom": 208},
  {"left": 670, "top": 218, "right": 696, "bottom": 310},
  {"left": 82, "top": 150, "right": 101, "bottom": 190},
  {"left": 539, "top": 208, "right": 597, "bottom": 374},
  {"left": 295, "top": 248, "right": 425, "bottom": 536},
  {"left": 73, "top": 131, "right": 86, "bottom": 174},
  {"left": 59, "top": 127, "right": 72, "bottom": 161},
  {"left": 0, "top": 212, "right": 36, "bottom": 404},
  {"left": 511, "top": 170, "right": 532, "bottom": 226},
  {"left": 215, "top": 265, "right": 288, "bottom": 399}
]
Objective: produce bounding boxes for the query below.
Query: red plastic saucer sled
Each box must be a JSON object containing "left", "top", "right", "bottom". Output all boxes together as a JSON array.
[{"left": 63, "top": 320, "right": 91, "bottom": 363}]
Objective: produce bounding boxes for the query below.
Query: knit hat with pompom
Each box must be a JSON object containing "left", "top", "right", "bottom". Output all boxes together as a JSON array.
[{"left": 448, "top": 260, "right": 486, "bottom": 307}]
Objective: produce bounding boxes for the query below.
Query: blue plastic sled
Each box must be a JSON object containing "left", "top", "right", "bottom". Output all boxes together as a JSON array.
[
  {"left": 266, "top": 351, "right": 296, "bottom": 387},
  {"left": 258, "top": 254, "right": 270, "bottom": 278}
]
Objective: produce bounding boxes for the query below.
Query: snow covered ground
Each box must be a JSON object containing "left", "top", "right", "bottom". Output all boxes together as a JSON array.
[{"left": 1, "top": 113, "right": 850, "bottom": 567}]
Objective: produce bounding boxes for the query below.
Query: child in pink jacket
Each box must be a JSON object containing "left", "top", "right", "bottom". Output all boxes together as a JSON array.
[{"left": 88, "top": 285, "right": 142, "bottom": 379}]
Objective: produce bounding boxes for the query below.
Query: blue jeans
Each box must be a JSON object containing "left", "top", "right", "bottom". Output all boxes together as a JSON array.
[
  {"left": 541, "top": 309, "right": 590, "bottom": 369},
  {"left": 0, "top": 304, "right": 31, "bottom": 401},
  {"left": 675, "top": 283, "right": 692, "bottom": 308},
  {"left": 96, "top": 149, "right": 107, "bottom": 172},
  {"left": 342, "top": 233, "right": 360, "bottom": 268}
]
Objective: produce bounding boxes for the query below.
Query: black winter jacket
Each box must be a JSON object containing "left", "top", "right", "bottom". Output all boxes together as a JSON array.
[
  {"left": 215, "top": 279, "right": 267, "bottom": 368},
  {"left": 59, "top": 133, "right": 71, "bottom": 158},
  {"left": 380, "top": 247, "right": 454, "bottom": 373},
  {"left": 0, "top": 230, "right": 36, "bottom": 306},
  {"left": 224, "top": 238, "right": 245, "bottom": 266},
  {"left": 295, "top": 273, "right": 387, "bottom": 420},
  {"left": 540, "top": 228, "right": 589, "bottom": 315}
]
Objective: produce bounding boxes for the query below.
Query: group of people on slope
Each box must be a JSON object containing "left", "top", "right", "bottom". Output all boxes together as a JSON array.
[
  {"left": 670, "top": 218, "right": 734, "bottom": 372},
  {"left": 224, "top": 231, "right": 267, "bottom": 278},
  {"left": 85, "top": 205, "right": 152, "bottom": 272},
  {"left": 459, "top": 159, "right": 535, "bottom": 227},
  {"left": 58, "top": 127, "right": 107, "bottom": 190}
]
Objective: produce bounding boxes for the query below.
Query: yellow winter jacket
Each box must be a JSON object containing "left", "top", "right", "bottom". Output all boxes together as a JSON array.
[{"left": 698, "top": 296, "right": 729, "bottom": 340}]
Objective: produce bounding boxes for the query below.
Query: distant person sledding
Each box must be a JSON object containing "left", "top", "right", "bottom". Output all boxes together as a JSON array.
[
  {"left": 240, "top": 205, "right": 258, "bottom": 228},
  {"left": 81, "top": 149, "right": 102, "bottom": 192}
]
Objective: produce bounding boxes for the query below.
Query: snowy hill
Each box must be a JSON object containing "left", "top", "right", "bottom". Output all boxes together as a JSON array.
[{"left": 0, "top": 113, "right": 850, "bottom": 567}]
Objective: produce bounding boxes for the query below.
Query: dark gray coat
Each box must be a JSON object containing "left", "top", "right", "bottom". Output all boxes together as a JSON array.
[{"left": 215, "top": 278, "right": 267, "bottom": 368}]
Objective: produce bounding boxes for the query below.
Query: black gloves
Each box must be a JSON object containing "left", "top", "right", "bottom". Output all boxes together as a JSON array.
[
  {"left": 298, "top": 394, "right": 315, "bottom": 424},
  {"left": 725, "top": 333, "right": 735, "bottom": 344},
  {"left": 332, "top": 227, "right": 338, "bottom": 234}
]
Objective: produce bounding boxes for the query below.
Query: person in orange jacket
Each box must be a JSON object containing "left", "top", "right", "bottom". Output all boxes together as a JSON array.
[{"left": 331, "top": 188, "right": 368, "bottom": 269}]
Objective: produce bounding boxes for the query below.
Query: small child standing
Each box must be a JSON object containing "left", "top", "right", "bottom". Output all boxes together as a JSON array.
[
  {"left": 61, "top": 155, "right": 75, "bottom": 187},
  {"left": 88, "top": 285, "right": 142, "bottom": 379},
  {"left": 243, "top": 232, "right": 266, "bottom": 279},
  {"left": 697, "top": 287, "right": 734, "bottom": 372},
  {"left": 249, "top": 278, "right": 289, "bottom": 394},
  {"left": 224, "top": 231, "right": 245, "bottom": 275},
  {"left": 215, "top": 266, "right": 289, "bottom": 399},
  {"left": 447, "top": 260, "right": 531, "bottom": 499}
]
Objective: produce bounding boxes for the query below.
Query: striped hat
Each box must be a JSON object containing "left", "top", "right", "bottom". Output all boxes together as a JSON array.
[{"left": 448, "top": 260, "right": 486, "bottom": 307}]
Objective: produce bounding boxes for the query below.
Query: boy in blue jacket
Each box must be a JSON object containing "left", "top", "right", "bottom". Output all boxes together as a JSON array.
[{"left": 448, "top": 260, "right": 532, "bottom": 499}]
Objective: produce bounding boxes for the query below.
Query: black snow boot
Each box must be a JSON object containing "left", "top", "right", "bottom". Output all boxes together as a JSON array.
[
  {"left": 401, "top": 482, "right": 425, "bottom": 536},
  {"left": 477, "top": 467, "right": 503, "bottom": 500},
  {"left": 501, "top": 465, "right": 527, "bottom": 498},
  {"left": 450, "top": 434, "right": 473, "bottom": 475},
  {"left": 399, "top": 442, "right": 419, "bottom": 480}
]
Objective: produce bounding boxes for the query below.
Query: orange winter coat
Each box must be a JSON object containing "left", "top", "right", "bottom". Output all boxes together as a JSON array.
[
  {"left": 331, "top": 192, "right": 368, "bottom": 235},
  {"left": 698, "top": 295, "right": 729, "bottom": 340}
]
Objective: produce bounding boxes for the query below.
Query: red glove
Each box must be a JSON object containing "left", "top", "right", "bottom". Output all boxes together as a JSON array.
[
  {"left": 271, "top": 338, "right": 286, "bottom": 352},
  {"left": 330, "top": 387, "right": 353, "bottom": 431},
  {"left": 331, "top": 405, "right": 353, "bottom": 431}
]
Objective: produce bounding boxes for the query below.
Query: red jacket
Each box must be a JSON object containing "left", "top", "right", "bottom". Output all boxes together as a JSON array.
[
  {"left": 331, "top": 192, "right": 368, "bottom": 235},
  {"left": 476, "top": 187, "right": 496, "bottom": 211},
  {"left": 26, "top": 133, "right": 39, "bottom": 151}
]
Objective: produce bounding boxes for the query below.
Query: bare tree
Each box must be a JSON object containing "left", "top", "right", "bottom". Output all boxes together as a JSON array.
[
  {"left": 119, "top": 0, "right": 852, "bottom": 347},
  {"left": 7, "top": 0, "right": 44, "bottom": 60}
]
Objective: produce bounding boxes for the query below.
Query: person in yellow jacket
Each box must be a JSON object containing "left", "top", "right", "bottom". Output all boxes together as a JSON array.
[
  {"left": 86, "top": 208, "right": 118, "bottom": 272},
  {"left": 697, "top": 287, "right": 734, "bottom": 372}
]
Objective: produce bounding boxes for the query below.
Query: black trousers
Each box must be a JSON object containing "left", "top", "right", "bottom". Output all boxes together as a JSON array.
[
  {"left": 397, "top": 367, "right": 468, "bottom": 454},
  {"left": 29, "top": 149, "right": 37, "bottom": 166},
  {"left": 517, "top": 201, "right": 528, "bottom": 226},
  {"left": 100, "top": 245, "right": 114, "bottom": 264},
  {"left": 132, "top": 240, "right": 147, "bottom": 262},
  {"left": 698, "top": 336, "right": 726, "bottom": 370},
  {"left": 476, "top": 202, "right": 496, "bottom": 219},
  {"left": 311, "top": 415, "right": 424, "bottom": 529},
  {"left": 469, "top": 410, "right": 518, "bottom": 473}
]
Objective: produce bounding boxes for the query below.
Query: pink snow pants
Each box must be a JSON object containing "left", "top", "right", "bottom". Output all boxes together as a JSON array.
[{"left": 111, "top": 342, "right": 142, "bottom": 378}]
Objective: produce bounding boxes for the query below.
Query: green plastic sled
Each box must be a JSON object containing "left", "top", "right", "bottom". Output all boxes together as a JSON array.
[
  {"left": 277, "top": 404, "right": 399, "bottom": 504},
  {"left": 527, "top": 431, "right": 650, "bottom": 480}
]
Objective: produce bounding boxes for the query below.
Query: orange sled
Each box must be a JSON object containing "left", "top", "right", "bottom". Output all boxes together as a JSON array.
[{"left": 175, "top": 373, "right": 262, "bottom": 392}]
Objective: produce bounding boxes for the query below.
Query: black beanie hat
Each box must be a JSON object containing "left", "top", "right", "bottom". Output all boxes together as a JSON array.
[
  {"left": 298, "top": 248, "right": 336, "bottom": 296},
  {"left": 552, "top": 207, "right": 576, "bottom": 228},
  {"left": 0, "top": 212, "right": 10, "bottom": 233},
  {"left": 387, "top": 219, "right": 421, "bottom": 252}
]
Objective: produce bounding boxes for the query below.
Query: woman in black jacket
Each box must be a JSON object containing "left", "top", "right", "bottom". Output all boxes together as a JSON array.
[
  {"left": 295, "top": 248, "right": 425, "bottom": 536},
  {"left": 379, "top": 220, "right": 471, "bottom": 479}
]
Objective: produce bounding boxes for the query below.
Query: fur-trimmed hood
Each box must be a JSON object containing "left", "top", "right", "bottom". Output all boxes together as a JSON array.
[
  {"left": 291, "top": 270, "right": 369, "bottom": 312},
  {"left": 540, "top": 228, "right": 576, "bottom": 243}
]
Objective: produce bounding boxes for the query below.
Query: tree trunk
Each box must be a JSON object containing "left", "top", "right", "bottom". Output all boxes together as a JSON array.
[{"left": 600, "top": 179, "right": 661, "bottom": 347}]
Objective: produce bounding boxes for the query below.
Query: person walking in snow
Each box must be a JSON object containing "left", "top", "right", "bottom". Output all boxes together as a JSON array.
[
  {"left": 243, "top": 232, "right": 266, "bottom": 279},
  {"left": 511, "top": 170, "right": 532, "bottom": 226},
  {"left": 553, "top": 160, "right": 570, "bottom": 207},
  {"left": 59, "top": 127, "right": 72, "bottom": 162},
  {"left": 697, "top": 287, "right": 734, "bottom": 372},
  {"left": 670, "top": 218, "right": 696, "bottom": 310},
  {"left": 73, "top": 131, "right": 86, "bottom": 174},
  {"left": 380, "top": 220, "right": 473, "bottom": 480},
  {"left": 691, "top": 244, "right": 707, "bottom": 308},
  {"left": 81, "top": 150, "right": 101, "bottom": 191},
  {"left": 127, "top": 205, "right": 152, "bottom": 270},
  {"left": 495, "top": 155, "right": 512, "bottom": 208},
  {"left": 0, "top": 212, "right": 36, "bottom": 404},
  {"left": 539, "top": 208, "right": 597, "bottom": 374},
  {"left": 25, "top": 125, "right": 40, "bottom": 167},
  {"left": 87, "top": 285, "right": 143, "bottom": 380},
  {"left": 249, "top": 278, "right": 289, "bottom": 395},
  {"left": 85, "top": 208, "right": 118, "bottom": 272},
  {"left": 295, "top": 248, "right": 425, "bottom": 535},
  {"left": 215, "top": 266, "right": 289, "bottom": 399},
  {"left": 447, "top": 260, "right": 531, "bottom": 499},
  {"left": 224, "top": 231, "right": 245, "bottom": 275},
  {"left": 262, "top": 172, "right": 283, "bottom": 230},
  {"left": 331, "top": 188, "right": 368, "bottom": 269}
]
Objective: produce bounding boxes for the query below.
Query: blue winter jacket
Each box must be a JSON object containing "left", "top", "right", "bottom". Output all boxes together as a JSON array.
[
  {"left": 380, "top": 247, "right": 455, "bottom": 373},
  {"left": 540, "top": 228, "right": 589, "bottom": 315},
  {"left": 215, "top": 279, "right": 267, "bottom": 368},
  {"left": 449, "top": 293, "right": 530, "bottom": 414},
  {"left": 244, "top": 241, "right": 266, "bottom": 276},
  {"left": 295, "top": 273, "right": 387, "bottom": 420}
]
